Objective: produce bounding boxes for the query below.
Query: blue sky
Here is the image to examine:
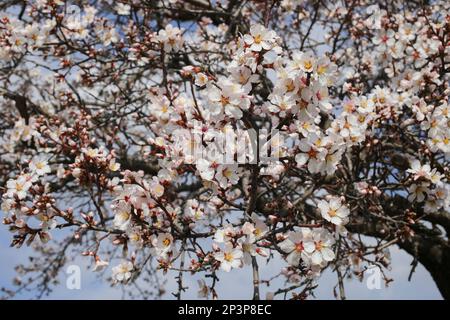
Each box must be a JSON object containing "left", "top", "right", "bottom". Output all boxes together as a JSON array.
[{"left": 0, "top": 229, "right": 442, "bottom": 299}]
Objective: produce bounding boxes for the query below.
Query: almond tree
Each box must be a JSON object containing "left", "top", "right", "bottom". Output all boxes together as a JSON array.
[{"left": 0, "top": 0, "right": 449, "bottom": 300}]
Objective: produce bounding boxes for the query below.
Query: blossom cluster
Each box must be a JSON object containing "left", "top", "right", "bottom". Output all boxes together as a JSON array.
[{"left": 0, "top": 0, "right": 449, "bottom": 299}]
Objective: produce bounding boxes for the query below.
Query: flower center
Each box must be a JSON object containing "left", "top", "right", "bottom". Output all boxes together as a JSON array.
[
  {"left": 286, "top": 81, "right": 295, "bottom": 92},
  {"left": 224, "top": 252, "right": 234, "bottom": 262},
  {"left": 295, "top": 242, "right": 304, "bottom": 252},
  {"left": 317, "top": 65, "right": 326, "bottom": 75},
  {"left": 298, "top": 100, "right": 309, "bottom": 110},
  {"left": 315, "top": 241, "right": 323, "bottom": 251},
  {"left": 304, "top": 60, "right": 313, "bottom": 70},
  {"left": 242, "top": 243, "right": 252, "bottom": 252},
  {"left": 308, "top": 148, "right": 318, "bottom": 159},
  {"left": 119, "top": 211, "right": 130, "bottom": 221},
  {"left": 223, "top": 168, "right": 233, "bottom": 179},
  {"left": 220, "top": 95, "right": 230, "bottom": 106}
]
